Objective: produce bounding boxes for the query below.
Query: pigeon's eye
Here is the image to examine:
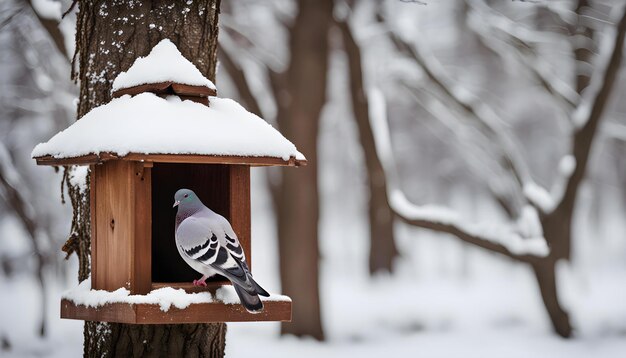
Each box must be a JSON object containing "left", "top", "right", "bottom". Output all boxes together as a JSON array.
[{"left": 184, "top": 194, "right": 189, "bottom": 198}]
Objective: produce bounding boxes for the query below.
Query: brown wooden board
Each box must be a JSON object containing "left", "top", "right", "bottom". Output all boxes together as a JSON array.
[
  {"left": 35, "top": 153, "right": 307, "bottom": 167},
  {"left": 89, "top": 165, "right": 97, "bottom": 289},
  {"left": 151, "top": 282, "right": 229, "bottom": 294},
  {"left": 61, "top": 298, "right": 292, "bottom": 324},
  {"left": 229, "top": 165, "right": 252, "bottom": 269},
  {"left": 171, "top": 83, "right": 216, "bottom": 97},
  {"left": 92, "top": 161, "right": 135, "bottom": 292},
  {"left": 111, "top": 81, "right": 217, "bottom": 98},
  {"left": 133, "top": 162, "right": 152, "bottom": 294},
  {"left": 178, "top": 95, "right": 209, "bottom": 106}
]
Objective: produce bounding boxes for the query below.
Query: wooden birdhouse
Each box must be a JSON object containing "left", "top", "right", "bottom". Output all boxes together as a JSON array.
[{"left": 32, "top": 40, "right": 305, "bottom": 324}]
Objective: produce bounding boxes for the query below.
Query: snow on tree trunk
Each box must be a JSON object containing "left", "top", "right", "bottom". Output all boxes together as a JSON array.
[{"left": 71, "top": 1, "right": 225, "bottom": 356}]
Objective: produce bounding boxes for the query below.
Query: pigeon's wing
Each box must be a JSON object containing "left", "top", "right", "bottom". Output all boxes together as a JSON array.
[
  {"left": 177, "top": 216, "right": 258, "bottom": 294},
  {"left": 212, "top": 214, "right": 269, "bottom": 296},
  {"left": 176, "top": 216, "right": 219, "bottom": 260},
  {"left": 214, "top": 215, "right": 246, "bottom": 263}
]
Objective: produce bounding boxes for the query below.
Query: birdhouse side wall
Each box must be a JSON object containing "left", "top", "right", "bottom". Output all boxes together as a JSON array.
[
  {"left": 229, "top": 165, "right": 251, "bottom": 269},
  {"left": 91, "top": 161, "right": 151, "bottom": 294}
]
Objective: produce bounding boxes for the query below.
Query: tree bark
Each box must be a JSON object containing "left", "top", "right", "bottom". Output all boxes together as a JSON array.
[
  {"left": 274, "top": 0, "right": 333, "bottom": 340},
  {"left": 531, "top": 260, "right": 572, "bottom": 338},
  {"left": 72, "top": 1, "right": 225, "bottom": 356},
  {"left": 84, "top": 323, "right": 226, "bottom": 358}
]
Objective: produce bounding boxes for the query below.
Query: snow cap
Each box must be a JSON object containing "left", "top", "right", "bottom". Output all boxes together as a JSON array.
[
  {"left": 31, "top": 93, "right": 305, "bottom": 164},
  {"left": 112, "top": 39, "right": 216, "bottom": 93}
]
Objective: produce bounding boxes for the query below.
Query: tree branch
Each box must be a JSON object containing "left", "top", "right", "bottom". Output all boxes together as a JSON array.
[
  {"left": 555, "top": 6, "right": 626, "bottom": 214},
  {"left": 25, "top": 0, "right": 69, "bottom": 61},
  {"left": 218, "top": 42, "right": 263, "bottom": 117},
  {"left": 403, "top": 85, "right": 524, "bottom": 218},
  {"left": 392, "top": 194, "right": 542, "bottom": 264},
  {"left": 0, "top": 142, "right": 48, "bottom": 336},
  {"left": 366, "top": 87, "right": 548, "bottom": 264},
  {"left": 380, "top": 14, "right": 533, "bottom": 200},
  {"left": 465, "top": 0, "right": 579, "bottom": 109}
]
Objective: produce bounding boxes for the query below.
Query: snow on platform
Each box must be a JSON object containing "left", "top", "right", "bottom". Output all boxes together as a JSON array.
[
  {"left": 62, "top": 280, "right": 290, "bottom": 311},
  {"left": 60, "top": 280, "right": 291, "bottom": 324}
]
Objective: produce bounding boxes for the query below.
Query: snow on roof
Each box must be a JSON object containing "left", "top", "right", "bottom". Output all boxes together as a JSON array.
[
  {"left": 63, "top": 279, "right": 290, "bottom": 312},
  {"left": 112, "top": 39, "right": 216, "bottom": 92},
  {"left": 31, "top": 93, "right": 304, "bottom": 162}
]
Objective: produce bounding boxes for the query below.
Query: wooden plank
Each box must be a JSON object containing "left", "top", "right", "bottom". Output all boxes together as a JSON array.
[
  {"left": 112, "top": 81, "right": 216, "bottom": 98},
  {"left": 35, "top": 153, "right": 307, "bottom": 167},
  {"left": 178, "top": 95, "right": 209, "bottom": 106},
  {"left": 171, "top": 83, "right": 216, "bottom": 97},
  {"left": 229, "top": 165, "right": 252, "bottom": 270},
  {"left": 133, "top": 162, "right": 152, "bottom": 294},
  {"left": 60, "top": 298, "right": 291, "bottom": 324},
  {"left": 93, "top": 161, "right": 134, "bottom": 292},
  {"left": 112, "top": 82, "right": 171, "bottom": 97},
  {"left": 36, "top": 154, "right": 101, "bottom": 166},
  {"left": 61, "top": 299, "right": 137, "bottom": 324},
  {"left": 135, "top": 300, "right": 291, "bottom": 324},
  {"left": 90, "top": 165, "right": 97, "bottom": 291},
  {"left": 152, "top": 282, "right": 230, "bottom": 294}
]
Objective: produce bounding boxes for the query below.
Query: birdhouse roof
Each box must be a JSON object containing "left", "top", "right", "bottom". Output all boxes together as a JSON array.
[
  {"left": 112, "top": 39, "right": 216, "bottom": 93},
  {"left": 32, "top": 93, "right": 306, "bottom": 166}
]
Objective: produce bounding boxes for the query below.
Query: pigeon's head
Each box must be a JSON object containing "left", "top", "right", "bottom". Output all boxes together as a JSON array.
[{"left": 173, "top": 188, "right": 202, "bottom": 210}]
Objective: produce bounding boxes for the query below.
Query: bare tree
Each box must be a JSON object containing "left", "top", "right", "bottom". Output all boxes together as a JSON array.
[
  {"left": 0, "top": 0, "right": 76, "bottom": 339},
  {"left": 219, "top": 0, "right": 333, "bottom": 339},
  {"left": 357, "top": 1, "right": 626, "bottom": 338},
  {"left": 270, "top": 0, "right": 333, "bottom": 340}
]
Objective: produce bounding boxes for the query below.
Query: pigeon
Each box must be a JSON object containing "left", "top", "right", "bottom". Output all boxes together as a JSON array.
[{"left": 173, "top": 188, "right": 270, "bottom": 313}]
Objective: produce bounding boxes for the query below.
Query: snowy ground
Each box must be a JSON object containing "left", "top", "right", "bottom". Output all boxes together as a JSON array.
[
  {"left": 2, "top": 265, "right": 625, "bottom": 358},
  {"left": 1, "top": 170, "right": 625, "bottom": 357}
]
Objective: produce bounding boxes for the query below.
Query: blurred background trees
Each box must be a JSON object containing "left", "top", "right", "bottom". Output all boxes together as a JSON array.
[{"left": 1, "top": 0, "right": 626, "bottom": 355}]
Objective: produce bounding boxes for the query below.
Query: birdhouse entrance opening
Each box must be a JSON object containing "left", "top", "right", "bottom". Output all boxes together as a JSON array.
[{"left": 150, "top": 162, "right": 251, "bottom": 290}]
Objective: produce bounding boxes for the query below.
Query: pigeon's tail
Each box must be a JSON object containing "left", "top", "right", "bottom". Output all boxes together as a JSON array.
[
  {"left": 233, "top": 284, "right": 263, "bottom": 313},
  {"left": 249, "top": 276, "right": 270, "bottom": 297}
]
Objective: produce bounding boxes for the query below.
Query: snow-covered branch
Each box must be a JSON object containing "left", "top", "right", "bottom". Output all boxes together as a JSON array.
[
  {"left": 381, "top": 17, "right": 532, "bottom": 194},
  {"left": 601, "top": 121, "right": 626, "bottom": 142},
  {"left": 0, "top": 142, "right": 49, "bottom": 336},
  {"left": 465, "top": 0, "right": 579, "bottom": 109},
  {"left": 403, "top": 85, "right": 525, "bottom": 218},
  {"left": 26, "top": 0, "right": 70, "bottom": 61},
  {"left": 0, "top": 142, "right": 40, "bottom": 242},
  {"left": 368, "top": 87, "right": 549, "bottom": 262}
]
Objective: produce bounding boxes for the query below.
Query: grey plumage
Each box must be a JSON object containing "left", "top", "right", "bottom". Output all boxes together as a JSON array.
[{"left": 173, "top": 188, "right": 269, "bottom": 313}]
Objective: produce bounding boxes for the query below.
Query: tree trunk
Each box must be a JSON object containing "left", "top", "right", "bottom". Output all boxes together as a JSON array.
[
  {"left": 274, "top": 0, "right": 333, "bottom": 340},
  {"left": 531, "top": 259, "right": 572, "bottom": 338},
  {"left": 84, "top": 323, "right": 226, "bottom": 358},
  {"left": 72, "top": 1, "right": 225, "bottom": 356},
  {"left": 336, "top": 19, "right": 399, "bottom": 275}
]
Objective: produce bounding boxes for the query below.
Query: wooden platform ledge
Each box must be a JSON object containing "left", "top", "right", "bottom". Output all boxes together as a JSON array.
[{"left": 61, "top": 298, "right": 292, "bottom": 324}]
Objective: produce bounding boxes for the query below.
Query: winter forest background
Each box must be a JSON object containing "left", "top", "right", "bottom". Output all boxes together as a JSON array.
[{"left": 1, "top": 0, "right": 626, "bottom": 357}]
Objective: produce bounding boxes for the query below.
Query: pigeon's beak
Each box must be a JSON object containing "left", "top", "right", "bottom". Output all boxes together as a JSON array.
[{"left": 173, "top": 200, "right": 180, "bottom": 208}]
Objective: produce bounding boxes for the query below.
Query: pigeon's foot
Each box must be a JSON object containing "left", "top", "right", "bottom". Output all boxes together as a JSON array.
[{"left": 193, "top": 276, "right": 208, "bottom": 287}]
